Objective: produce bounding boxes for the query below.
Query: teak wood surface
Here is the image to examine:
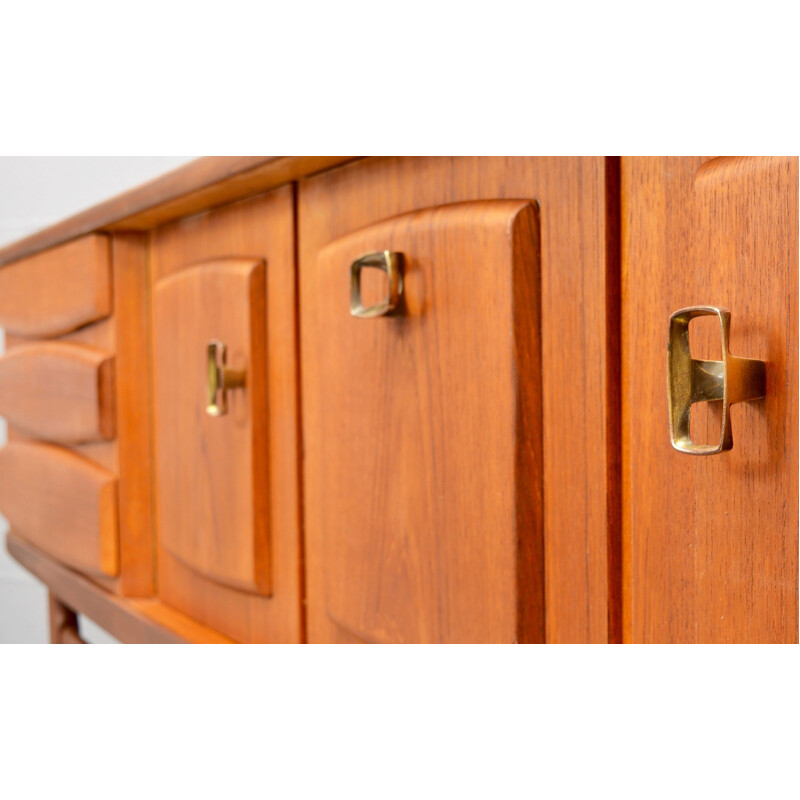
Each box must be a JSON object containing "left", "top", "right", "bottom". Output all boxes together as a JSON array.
[
  {"left": 299, "top": 157, "right": 619, "bottom": 643},
  {"left": 149, "top": 185, "right": 301, "bottom": 643},
  {"left": 303, "top": 200, "right": 542, "bottom": 643},
  {"left": 153, "top": 258, "right": 270, "bottom": 595},
  {"left": 8, "top": 534, "right": 231, "bottom": 643},
  {"left": 622, "top": 156, "right": 798, "bottom": 643},
  {"left": 112, "top": 233, "right": 157, "bottom": 596},
  {"left": 0, "top": 441, "right": 119, "bottom": 577},
  {"left": 0, "top": 157, "right": 357, "bottom": 266},
  {"left": 4, "top": 315, "right": 121, "bottom": 586},
  {"left": 0, "top": 234, "right": 111, "bottom": 337},
  {"left": 2, "top": 155, "right": 794, "bottom": 644},
  {"left": 0, "top": 341, "right": 115, "bottom": 442}
]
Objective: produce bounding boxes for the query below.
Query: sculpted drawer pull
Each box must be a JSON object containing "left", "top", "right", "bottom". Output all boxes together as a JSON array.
[
  {"left": 667, "top": 305, "right": 766, "bottom": 455},
  {"left": 350, "top": 251, "right": 404, "bottom": 318},
  {"left": 206, "top": 340, "right": 245, "bottom": 417}
]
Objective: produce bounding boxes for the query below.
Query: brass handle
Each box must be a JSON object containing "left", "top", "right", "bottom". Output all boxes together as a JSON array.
[
  {"left": 350, "top": 251, "right": 404, "bottom": 318},
  {"left": 667, "top": 306, "right": 766, "bottom": 455},
  {"left": 206, "top": 340, "right": 245, "bottom": 417}
]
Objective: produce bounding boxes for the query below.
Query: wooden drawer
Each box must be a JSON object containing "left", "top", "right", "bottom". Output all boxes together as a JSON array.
[
  {"left": 0, "top": 341, "right": 115, "bottom": 443},
  {"left": 0, "top": 234, "right": 111, "bottom": 337},
  {"left": 0, "top": 231, "right": 154, "bottom": 599},
  {"left": 301, "top": 200, "right": 542, "bottom": 643},
  {"left": 0, "top": 441, "right": 119, "bottom": 577}
]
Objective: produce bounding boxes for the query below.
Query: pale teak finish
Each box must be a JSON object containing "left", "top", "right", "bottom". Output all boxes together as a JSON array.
[{"left": 0, "top": 156, "right": 794, "bottom": 643}]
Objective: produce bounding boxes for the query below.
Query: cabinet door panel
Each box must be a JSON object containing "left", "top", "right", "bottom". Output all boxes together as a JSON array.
[
  {"left": 149, "top": 186, "right": 299, "bottom": 643},
  {"left": 153, "top": 258, "right": 270, "bottom": 595},
  {"left": 302, "top": 200, "right": 542, "bottom": 643},
  {"left": 623, "top": 156, "right": 798, "bottom": 642}
]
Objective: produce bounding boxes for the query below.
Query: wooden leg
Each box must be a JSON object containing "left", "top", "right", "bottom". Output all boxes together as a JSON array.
[{"left": 48, "top": 593, "right": 85, "bottom": 644}]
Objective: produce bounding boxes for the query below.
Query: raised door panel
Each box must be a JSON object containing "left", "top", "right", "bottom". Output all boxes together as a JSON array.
[
  {"left": 148, "top": 185, "right": 299, "bottom": 643},
  {"left": 302, "top": 200, "right": 543, "bottom": 643},
  {"left": 622, "top": 156, "right": 798, "bottom": 643},
  {"left": 299, "top": 157, "right": 616, "bottom": 644},
  {"left": 0, "top": 441, "right": 119, "bottom": 577},
  {"left": 152, "top": 258, "right": 269, "bottom": 595}
]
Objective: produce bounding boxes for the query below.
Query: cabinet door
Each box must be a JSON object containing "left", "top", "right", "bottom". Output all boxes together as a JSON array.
[
  {"left": 149, "top": 185, "right": 301, "bottom": 643},
  {"left": 301, "top": 200, "right": 543, "bottom": 643},
  {"left": 153, "top": 258, "right": 269, "bottom": 595},
  {"left": 623, "top": 156, "right": 798, "bottom": 642}
]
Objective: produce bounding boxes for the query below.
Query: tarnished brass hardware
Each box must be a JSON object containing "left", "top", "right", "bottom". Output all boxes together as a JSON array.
[
  {"left": 350, "top": 251, "right": 404, "bottom": 318},
  {"left": 206, "top": 340, "right": 245, "bottom": 417},
  {"left": 667, "top": 306, "right": 766, "bottom": 455}
]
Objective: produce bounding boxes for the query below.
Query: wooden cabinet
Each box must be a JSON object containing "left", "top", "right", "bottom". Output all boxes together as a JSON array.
[{"left": 0, "top": 156, "right": 795, "bottom": 643}]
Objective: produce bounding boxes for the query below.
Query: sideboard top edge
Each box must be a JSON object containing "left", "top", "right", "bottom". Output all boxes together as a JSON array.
[{"left": 0, "top": 156, "right": 359, "bottom": 267}]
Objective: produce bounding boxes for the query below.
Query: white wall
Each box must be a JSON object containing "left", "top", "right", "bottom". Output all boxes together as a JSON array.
[{"left": 0, "top": 157, "right": 196, "bottom": 643}]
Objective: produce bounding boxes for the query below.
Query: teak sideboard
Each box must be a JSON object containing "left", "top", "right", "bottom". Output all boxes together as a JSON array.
[{"left": 0, "top": 156, "right": 796, "bottom": 644}]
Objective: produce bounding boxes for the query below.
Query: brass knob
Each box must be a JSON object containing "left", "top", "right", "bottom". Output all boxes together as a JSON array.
[
  {"left": 667, "top": 306, "right": 766, "bottom": 455},
  {"left": 350, "top": 251, "right": 404, "bottom": 318},
  {"left": 206, "top": 340, "right": 245, "bottom": 417}
]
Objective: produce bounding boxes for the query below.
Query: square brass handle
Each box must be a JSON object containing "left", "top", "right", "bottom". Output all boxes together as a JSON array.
[
  {"left": 667, "top": 306, "right": 766, "bottom": 455},
  {"left": 350, "top": 251, "right": 404, "bottom": 318}
]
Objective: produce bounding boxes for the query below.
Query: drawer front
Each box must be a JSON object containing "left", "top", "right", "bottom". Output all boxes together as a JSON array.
[
  {"left": 0, "top": 441, "right": 119, "bottom": 576},
  {"left": 153, "top": 258, "right": 270, "bottom": 595},
  {"left": 0, "top": 234, "right": 111, "bottom": 337},
  {"left": 301, "top": 200, "right": 542, "bottom": 643},
  {"left": 0, "top": 342, "right": 115, "bottom": 442}
]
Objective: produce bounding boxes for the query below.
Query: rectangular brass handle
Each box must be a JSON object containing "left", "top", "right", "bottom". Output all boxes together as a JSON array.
[
  {"left": 350, "top": 251, "right": 404, "bottom": 318},
  {"left": 206, "top": 340, "right": 245, "bottom": 417},
  {"left": 667, "top": 306, "right": 766, "bottom": 454}
]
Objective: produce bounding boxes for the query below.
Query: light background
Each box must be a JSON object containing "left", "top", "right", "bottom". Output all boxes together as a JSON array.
[
  {"left": 2, "top": 6, "right": 796, "bottom": 798},
  {"left": 0, "top": 157, "right": 195, "bottom": 643}
]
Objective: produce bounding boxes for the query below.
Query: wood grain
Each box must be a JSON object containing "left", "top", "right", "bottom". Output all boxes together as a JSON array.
[
  {"left": 153, "top": 258, "right": 269, "bottom": 594},
  {"left": 8, "top": 534, "right": 232, "bottom": 643},
  {"left": 149, "top": 185, "right": 301, "bottom": 643},
  {"left": 303, "top": 201, "right": 542, "bottom": 643},
  {"left": 622, "top": 156, "right": 798, "bottom": 643},
  {"left": 0, "top": 234, "right": 111, "bottom": 337},
  {"left": 0, "top": 441, "right": 119, "bottom": 577},
  {"left": 0, "top": 157, "right": 357, "bottom": 266},
  {"left": 112, "top": 234, "right": 156, "bottom": 597},
  {"left": 299, "top": 157, "right": 617, "bottom": 643},
  {"left": 0, "top": 341, "right": 115, "bottom": 442},
  {"left": 5, "top": 317, "right": 119, "bottom": 481}
]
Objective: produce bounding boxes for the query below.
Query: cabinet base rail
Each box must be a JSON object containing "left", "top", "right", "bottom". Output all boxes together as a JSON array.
[{"left": 7, "top": 532, "right": 232, "bottom": 644}]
